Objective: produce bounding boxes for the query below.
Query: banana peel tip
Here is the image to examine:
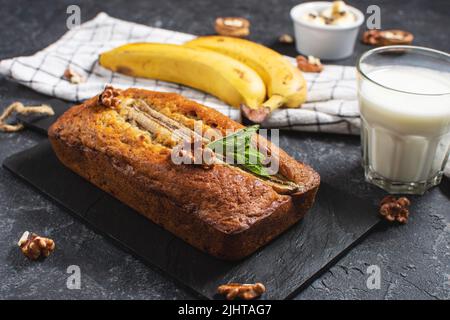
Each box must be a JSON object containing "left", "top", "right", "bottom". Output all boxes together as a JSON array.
[{"left": 241, "top": 105, "right": 270, "bottom": 123}]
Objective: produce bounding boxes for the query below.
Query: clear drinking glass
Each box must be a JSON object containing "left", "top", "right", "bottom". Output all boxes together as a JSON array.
[{"left": 357, "top": 46, "right": 450, "bottom": 194}]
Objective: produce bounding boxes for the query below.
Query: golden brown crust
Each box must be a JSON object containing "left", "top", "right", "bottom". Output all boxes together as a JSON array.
[{"left": 48, "top": 88, "right": 319, "bottom": 260}]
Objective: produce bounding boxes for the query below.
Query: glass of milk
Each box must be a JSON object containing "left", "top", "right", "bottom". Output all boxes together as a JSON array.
[{"left": 357, "top": 46, "right": 450, "bottom": 194}]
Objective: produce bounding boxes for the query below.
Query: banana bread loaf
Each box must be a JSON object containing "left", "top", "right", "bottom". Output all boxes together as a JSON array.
[{"left": 48, "top": 87, "right": 320, "bottom": 260}]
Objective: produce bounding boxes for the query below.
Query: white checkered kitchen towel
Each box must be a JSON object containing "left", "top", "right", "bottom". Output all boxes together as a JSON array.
[{"left": 0, "top": 12, "right": 360, "bottom": 134}]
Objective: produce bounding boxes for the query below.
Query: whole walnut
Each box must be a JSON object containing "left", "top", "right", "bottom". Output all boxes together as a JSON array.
[
  {"left": 217, "top": 282, "right": 266, "bottom": 300},
  {"left": 215, "top": 17, "right": 250, "bottom": 37},
  {"left": 18, "top": 231, "right": 55, "bottom": 260},
  {"left": 379, "top": 196, "right": 411, "bottom": 224}
]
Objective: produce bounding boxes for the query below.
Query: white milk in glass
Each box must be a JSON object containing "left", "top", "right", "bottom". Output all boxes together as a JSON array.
[{"left": 359, "top": 66, "right": 450, "bottom": 184}]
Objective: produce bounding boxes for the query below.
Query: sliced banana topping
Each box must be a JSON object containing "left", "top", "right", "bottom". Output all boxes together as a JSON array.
[
  {"left": 302, "top": 1, "right": 356, "bottom": 26},
  {"left": 100, "top": 91, "right": 300, "bottom": 194}
]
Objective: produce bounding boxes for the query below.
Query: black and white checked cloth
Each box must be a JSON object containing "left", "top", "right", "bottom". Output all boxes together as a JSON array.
[{"left": 0, "top": 12, "right": 360, "bottom": 135}]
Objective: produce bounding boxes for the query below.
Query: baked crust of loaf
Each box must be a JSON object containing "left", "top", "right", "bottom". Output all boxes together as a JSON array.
[{"left": 48, "top": 88, "right": 320, "bottom": 260}]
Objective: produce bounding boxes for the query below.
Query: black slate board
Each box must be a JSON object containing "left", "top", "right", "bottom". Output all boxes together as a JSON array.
[{"left": 3, "top": 141, "right": 380, "bottom": 299}]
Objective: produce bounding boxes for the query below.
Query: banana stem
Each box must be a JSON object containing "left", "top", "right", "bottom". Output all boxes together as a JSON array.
[
  {"left": 241, "top": 95, "right": 287, "bottom": 123},
  {"left": 262, "top": 95, "right": 286, "bottom": 112}
]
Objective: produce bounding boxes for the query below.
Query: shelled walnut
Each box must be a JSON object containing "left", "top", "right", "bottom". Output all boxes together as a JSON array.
[
  {"left": 18, "top": 231, "right": 55, "bottom": 260},
  {"left": 278, "top": 34, "right": 294, "bottom": 44},
  {"left": 99, "top": 85, "right": 122, "bottom": 108},
  {"left": 379, "top": 196, "right": 411, "bottom": 224},
  {"left": 217, "top": 282, "right": 266, "bottom": 300},
  {"left": 215, "top": 17, "right": 250, "bottom": 37},
  {"left": 64, "top": 67, "right": 85, "bottom": 84},
  {"left": 296, "top": 55, "right": 324, "bottom": 73},
  {"left": 362, "top": 29, "right": 413, "bottom": 46}
]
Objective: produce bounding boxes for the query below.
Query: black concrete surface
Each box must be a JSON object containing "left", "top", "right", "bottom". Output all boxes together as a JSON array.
[{"left": 0, "top": 0, "right": 449, "bottom": 299}]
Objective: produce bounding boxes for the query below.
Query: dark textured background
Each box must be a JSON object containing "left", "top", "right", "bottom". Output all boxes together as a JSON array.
[{"left": 0, "top": 0, "right": 449, "bottom": 300}]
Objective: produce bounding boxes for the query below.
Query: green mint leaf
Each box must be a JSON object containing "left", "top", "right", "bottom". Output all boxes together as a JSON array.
[{"left": 206, "top": 125, "right": 272, "bottom": 177}]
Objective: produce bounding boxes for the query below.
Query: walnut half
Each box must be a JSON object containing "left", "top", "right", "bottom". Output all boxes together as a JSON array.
[
  {"left": 215, "top": 17, "right": 250, "bottom": 38},
  {"left": 64, "top": 67, "right": 85, "bottom": 84},
  {"left": 362, "top": 29, "right": 414, "bottom": 46},
  {"left": 379, "top": 196, "right": 411, "bottom": 224},
  {"left": 296, "top": 55, "right": 324, "bottom": 73},
  {"left": 18, "top": 231, "right": 55, "bottom": 260},
  {"left": 217, "top": 282, "right": 266, "bottom": 300},
  {"left": 278, "top": 34, "right": 294, "bottom": 44},
  {"left": 99, "top": 85, "right": 122, "bottom": 108}
]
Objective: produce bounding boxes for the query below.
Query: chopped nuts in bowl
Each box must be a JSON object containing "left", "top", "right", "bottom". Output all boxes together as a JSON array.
[
  {"left": 302, "top": 1, "right": 357, "bottom": 26},
  {"left": 290, "top": 1, "right": 364, "bottom": 60}
]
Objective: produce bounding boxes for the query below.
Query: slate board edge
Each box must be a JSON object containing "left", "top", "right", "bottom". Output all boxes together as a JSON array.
[
  {"left": 2, "top": 155, "right": 209, "bottom": 300},
  {"left": 285, "top": 221, "right": 381, "bottom": 299}
]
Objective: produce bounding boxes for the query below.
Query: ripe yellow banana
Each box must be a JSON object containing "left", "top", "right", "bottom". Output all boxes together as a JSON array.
[
  {"left": 185, "top": 36, "right": 307, "bottom": 122},
  {"left": 99, "top": 43, "right": 266, "bottom": 110}
]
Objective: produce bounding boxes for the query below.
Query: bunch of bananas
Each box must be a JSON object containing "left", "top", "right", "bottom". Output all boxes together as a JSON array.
[{"left": 99, "top": 36, "right": 307, "bottom": 123}]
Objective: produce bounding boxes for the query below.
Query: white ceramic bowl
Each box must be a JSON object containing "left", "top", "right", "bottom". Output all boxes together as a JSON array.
[{"left": 290, "top": 1, "right": 364, "bottom": 60}]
